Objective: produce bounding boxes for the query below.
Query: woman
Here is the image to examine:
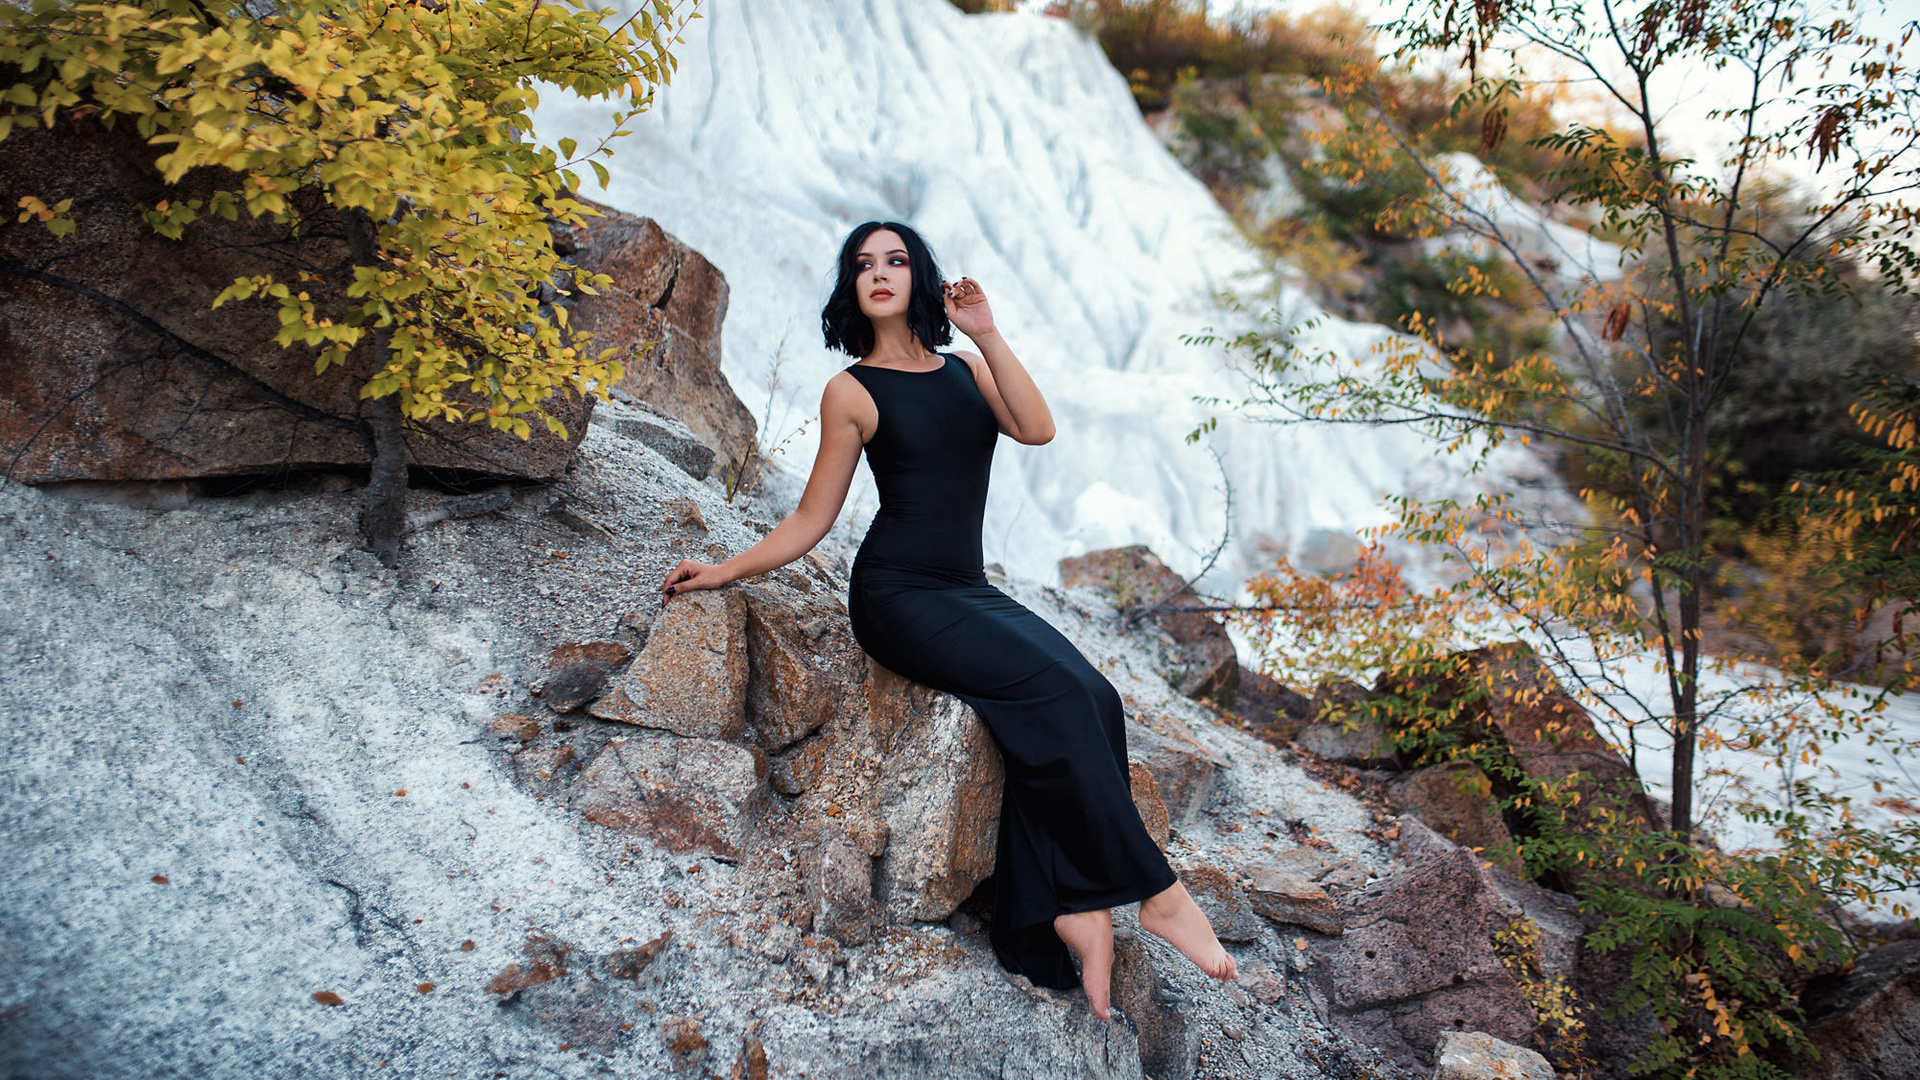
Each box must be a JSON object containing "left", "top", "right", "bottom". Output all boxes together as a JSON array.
[{"left": 661, "top": 221, "right": 1233, "bottom": 1017}]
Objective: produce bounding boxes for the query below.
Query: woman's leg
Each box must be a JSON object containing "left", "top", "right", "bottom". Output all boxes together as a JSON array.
[
  {"left": 1139, "top": 882, "right": 1237, "bottom": 981},
  {"left": 1052, "top": 908, "right": 1115, "bottom": 1018}
]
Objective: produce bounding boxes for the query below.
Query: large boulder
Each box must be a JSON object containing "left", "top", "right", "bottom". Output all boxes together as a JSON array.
[
  {"left": 866, "top": 667, "right": 1004, "bottom": 924},
  {"left": 1380, "top": 645, "right": 1657, "bottom": 846},
  {"left": 1387, "top": 761, "right": 1521, "bottom": 876},
  {"left": 565, "top": 207, "right": 755, "bottom": 483},
  {"left": 1058, "top": 546, "right": 1238, "bottom": 700},
  {"left": 737, "top": 581, "right": 865, "bottom": 754},
  {"left": 1310, "top": 845, "right": 1543, "bottom": 1070},
  {"left": 0, "top": 115, "right": 699, "bottom": 484},
  {"left": 1774, "top": 939, "right": 1920, "bottom": 1080}
]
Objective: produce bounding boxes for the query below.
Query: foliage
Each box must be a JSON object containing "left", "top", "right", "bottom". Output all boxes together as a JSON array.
[
  {"left": 1794, "top": 368, "right": 1920, "bottom": 684},
  {"left": 1199, "top": 0, "right": 1920, "bottom": 1072},
  {"left": 0, "top": 0, "right": 693, "bottom": 562}
]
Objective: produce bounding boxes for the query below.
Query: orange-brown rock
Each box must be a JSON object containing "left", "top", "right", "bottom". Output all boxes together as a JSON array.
[
  {"left": 866, "top": 665, "right": 1004, "bottom": 923},
  {"left": 1058, "top": 545, "right": 1238, "bottom": 700},
  {"left": 484, "top": 933, "right": 571, "bottom": 996},
  {"left": 574, "top": 735, "right": 770, "bottom": 858},
  {"left": 739, "top": 581, "right": 864, "bottom": 753},
  {"left": 512, "top": 744, "right": 577, "bottom": 783},
  {"left": 1180, "top": 863, "right": 1262, "bottom": 942},
  {"left": 567, "top": 206, "right": 755, "bottom": 482},
  {"left": 0, "top": 115, "right": 592, "bottom": 483},
  {"left": 1129, "top": 762, "right": 1171, "bottom": 850},
  {"left": 590, "top": 591, "right": 748, "bottom": 740}
]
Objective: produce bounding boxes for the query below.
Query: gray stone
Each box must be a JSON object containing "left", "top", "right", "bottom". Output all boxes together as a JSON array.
[
  {"left": 1387, "top": 761, "right": 1521, "bottom": 876},
  {"left": 1777, "top": 939, "right": 1920, "bottom": 1080},
  {"left": 1309, "top": 846, "right": 1538, "bottom": 1070},
  {"left": 1111, "top": 930, "right": 1196, "bottom": 1080},
  {"left": 594, "top": 398, "right": 717, "bottom": 479},
  {"left": 1240, "top": 864, "right": 1341, "bottom": 936},
  {"left": 1058, "top": 546, "right": 1239, "bottom": 700},
  {"left": 1296, "top": 716, "right": 1397, "bottom": 768},
  {"left": 574, "top": 735, "right": 770, "bottom": 858},
  {"left": 1431, "top": 1031, "right": 1554, "bottom": 1080},
  {"left": 805, "top": 824, "right": 878, "bottom": 947}
]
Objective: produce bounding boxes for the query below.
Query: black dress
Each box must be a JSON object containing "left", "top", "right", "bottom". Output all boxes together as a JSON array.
[{"left": 844, "top": 352, "right": 1177, "bottom": 990}]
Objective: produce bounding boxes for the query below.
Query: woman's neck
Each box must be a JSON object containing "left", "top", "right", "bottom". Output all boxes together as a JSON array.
[{"left": 865, "top": 317, "right": 934, "bottom": 368}]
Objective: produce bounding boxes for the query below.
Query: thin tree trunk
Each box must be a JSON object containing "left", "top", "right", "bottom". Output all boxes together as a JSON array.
[{"left": 341, "top": 208, "right": 407, "bottom": 567}]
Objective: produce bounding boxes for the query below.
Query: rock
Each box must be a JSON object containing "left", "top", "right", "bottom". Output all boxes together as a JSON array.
[
  {"left": 1775, "top": 939, "right": 1920, "bottom": 1080},
  {"left": 484, "top": 933, "right": 571, "bottom": 996},
  {"left": 1269, "top": 846, "right": 1370, "bottom": 897},
  {"left": 590, "top": 590, "right": 748, "bottom": 740},
  {"left": 1296, "top": 528, "right": 1366, "bottom": 576},
  {"left": 0, "top": 115, "right": 594, "bottom": 484},
  {"left": 1397, "top": 813, "right": 1466, "bottom": 868},
  {"left": 1387, "top": 761, "right": 1521, "bottom": 876},
  {"left": 593, "top": 396, "right": 716, "bottom": 479},
  {"left": 511, "top": 745, "right": 577, "bottom": 782},
  {"left": 739, "top": 582, "right": 863, "bottom": 753},
  {"left": 1128, "top": 715, "right": 1226, "bottom": 823},
  {"left": 574, "top": 736, "right": 770, "bottom": 858},
  {"left": 663, "top": 496, "right": 708, "bottom": 535},
  {"left": 659, "top": 1015, "right": 710, "bottom": 1074},
  {"left": 1239, "top": 863, "right": 1341, "bottom": 936},
  {"left": 1309, "top": 847, "right": 1538, "bottom": 1070},
  {"left": 769, "top": 735, "right": 832, "bottom": 796},
  {"left": 1129, "top": 763, "right": 1171, "bottom": 850},
  {"left": 540, "top": 640, "right": 633, "bottom": 713},
  {"left": 568, "top": 207, "right": 754, "bottom": 483},
  {"left": 1236, "top": 959, "right": 1286, "bottom": 1005},
  {"left": 867, "top": 666, "right": 1004, "bottom": 923},
  {"left": 1431, "top": 1031, "right": 1554, "bottom": 1080},
  {"left": 1296, "top": 716, "right": 1397, "bottom": 768},
  {"left": 1381, "top": 644, "right": 1655, "bottom": 838},
  {"left": 1179, "top": 863, "right": 1263, "bottom": 943},
  {"left": 603, "top": 930, "right": 674, "bottom": 980},
  {"left": 1058, "top": 546, "right": 1238, "bottom": 700},
  {"left": 488, "top": 714, "right": 541, "bottom": 743},
  {"left": 509, "top": 974, "right": 632, "bottom": 1055},
  {"left": 736, "top": 1034, "right": 770, "bottom": 1080},
  {"left": 1110, "top": 929, "right": 1196, "bottom": 1080},
  {"left": 1236, "top": 669, "right": 1316, "bottom": 745},
  {"left": 805, "top": 824, "right": 878, "bottom": 947}
]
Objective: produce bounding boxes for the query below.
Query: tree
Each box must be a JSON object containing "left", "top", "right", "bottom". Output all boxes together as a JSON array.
[
  {"left": 1201, "top": 1, "right": 1920, "bottom": 1072},
  {"left": 0, "top": 0, "right": 693, "bottom": 564}
]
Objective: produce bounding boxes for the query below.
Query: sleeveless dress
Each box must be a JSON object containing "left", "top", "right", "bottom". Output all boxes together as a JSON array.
[{"left": 844, "top": 352, "right": 1177, "bottom": 990}]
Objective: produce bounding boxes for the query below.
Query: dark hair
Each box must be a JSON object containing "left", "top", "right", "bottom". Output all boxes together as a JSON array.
[{"left": 821, "top": 221, "right": 951, "bottom": 357}]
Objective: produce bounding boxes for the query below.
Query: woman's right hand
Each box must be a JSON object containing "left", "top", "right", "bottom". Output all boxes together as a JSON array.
[{"left": 661, "top": 559, "right": 731, "bottom": 603}]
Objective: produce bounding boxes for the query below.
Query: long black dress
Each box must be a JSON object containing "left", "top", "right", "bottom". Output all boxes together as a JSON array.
[{"left": 844, "top": 352, "right": 1177, "bottom": 990}]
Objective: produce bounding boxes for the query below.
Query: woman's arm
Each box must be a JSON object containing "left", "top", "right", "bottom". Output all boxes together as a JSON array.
[
  {"left": 661, "top": 372, "right": 875, "bottom": 600},
  {"left": 945, "top": 277, "right": 1055, "bottom": 446}
]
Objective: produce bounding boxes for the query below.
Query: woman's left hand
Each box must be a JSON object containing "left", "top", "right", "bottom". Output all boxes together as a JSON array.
[{"left": 943, "top": 277, "right": 996, "bottom": 340}]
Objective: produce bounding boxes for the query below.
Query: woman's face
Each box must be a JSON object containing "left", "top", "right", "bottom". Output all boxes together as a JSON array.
[{"left": 853, "top": 229, "right": 913, "bottom": 322}]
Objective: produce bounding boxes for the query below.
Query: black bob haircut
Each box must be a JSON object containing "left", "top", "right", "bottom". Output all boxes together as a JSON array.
[{"left": 821, "top": 221, "right": 951, "bottom": 357}]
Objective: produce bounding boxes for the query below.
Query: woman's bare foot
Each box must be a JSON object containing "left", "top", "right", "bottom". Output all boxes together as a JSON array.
[
  {"left": 1053, "top": 908, "right": 1115, "bottom": 1019},
  {"left": 1138, "top": 882, "right": 1237, "bottom": 981}
]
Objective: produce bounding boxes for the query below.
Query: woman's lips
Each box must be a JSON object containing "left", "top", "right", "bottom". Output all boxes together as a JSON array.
[{"left": 870, "top": 289, "right": 893, "bottom": 300}]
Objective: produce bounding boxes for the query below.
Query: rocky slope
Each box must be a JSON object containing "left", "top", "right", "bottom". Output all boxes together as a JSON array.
[{"left": 0, "top": 401, "right": 1449, "bottom": 1079}]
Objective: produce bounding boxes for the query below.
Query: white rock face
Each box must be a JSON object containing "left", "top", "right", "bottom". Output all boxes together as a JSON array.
[{"left": 534, "top": 0, "right": 1553, "bottom": 589}]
